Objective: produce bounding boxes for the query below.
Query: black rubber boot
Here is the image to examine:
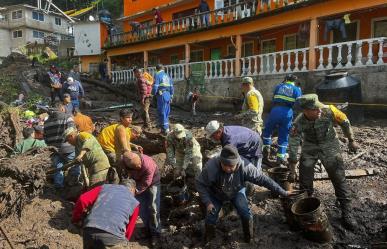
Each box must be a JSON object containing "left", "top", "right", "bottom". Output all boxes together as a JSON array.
[
  {"left": 262, "top": 146, "right": 270, "bottom": 163},
  {"left": 341, "top": 202, "right": 357, "bottom": 231},
  {"left": 241, "top": 218, "right": 254, "bottom": 243},
  {"left": 205, "top": 223, "right": 216, "bottom": 243}
]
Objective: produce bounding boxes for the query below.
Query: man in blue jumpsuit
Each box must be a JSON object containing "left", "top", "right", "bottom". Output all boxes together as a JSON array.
[
  {"left": 262, "top": 74, "right": 302, "bottom": 165},
  {"left": 152, "top": 64, "right": 174, "bottom": 134}
]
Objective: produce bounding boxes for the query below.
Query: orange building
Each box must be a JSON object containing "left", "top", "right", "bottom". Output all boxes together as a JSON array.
[{"left": 95, "top": 0, "right": 387, "bottom": 84}]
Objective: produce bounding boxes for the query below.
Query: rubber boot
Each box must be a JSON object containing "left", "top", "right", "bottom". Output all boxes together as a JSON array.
[
  {"left": 241, "top": 218, "right": 254, "bottom": 243},
  {"left": 341, "top": 202, "right": 357, "bottom": 231},
  {"left": 262, "top": 146, "right": 270, "bottom": 163},
  {"left": 205, "top": 223, "right": 216, "bottom": 243}
]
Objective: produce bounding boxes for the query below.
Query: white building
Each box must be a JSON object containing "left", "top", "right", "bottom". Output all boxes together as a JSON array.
[{"left": 0, "top": 4, "right": 73, "bottom": 57}]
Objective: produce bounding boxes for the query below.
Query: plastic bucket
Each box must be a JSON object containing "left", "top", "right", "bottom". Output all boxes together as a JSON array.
[
  {"left": 279, "top": 190, "right": 308, "bottom": 230},
  {"left": 268, "top": 167, "right": 292, "bottom": 191},
  {"left": 291, "top": 197, "right": 333, "bottom": 243}
]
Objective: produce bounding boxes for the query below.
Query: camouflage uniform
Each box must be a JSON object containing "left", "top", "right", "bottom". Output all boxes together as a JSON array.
[
  {"left": 166, "top": 129, "right": 202, "bottom": 178},
  {"left": 288, "top": 104, "right": 355, "bottom": 204}
]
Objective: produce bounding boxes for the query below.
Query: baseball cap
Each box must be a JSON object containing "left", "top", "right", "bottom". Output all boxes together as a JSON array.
[
  {"left": 205, "top": 120, "right": 220, "bottom": 139},
  {"left": 173, "top": 124, "right": 186, "bottom": 139}
]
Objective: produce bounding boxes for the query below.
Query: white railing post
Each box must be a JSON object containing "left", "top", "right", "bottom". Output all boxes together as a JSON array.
[
  {"left": 225, "top": 60, "right": 229, "bottom": 78},
  {"left": 259, "top": 55, "right": 263, "bottom": 75},
  {"left": 317, "top": 47, "right": 324, "bottom": 70},
  {"left": 279, "top": 52, "right": 285, "bottom": 73},
  {"left": 366, "top": 40, "right": 373, "bottom": 65},
  {"left": 377, "top": 38, "right": 384, "bottom": 65},
  {"left": 230, "top": 59, "right": 234, "bottom": 77},
  {"left": 266, "top": 54, "right": 270, "bottom": 74},
  {"left": 355, "top": 41, "right": 363, "bottom": 67},
  {"left": 336, "top": 44, "right": 343, "bottom": 69},
  {"left": 241, "top": 58, "right": 246, "bottom": 76},
  {"left": 327, "top": 46, "right": 333, "bottom": 69},
  {"left": 204, "top": 62, "right": 208, "bottom": 79},
  {"left": 286, "top": 51, "right": 292, "bottom": 72},
  {"left": 219, "top": 60, "right": 223, "bottom": 78},
  {"left": 302, "top": 49, "right": 307, "bottom": 71},
  {"left": 346, "top": 42, "right": 353, "bottom": 68}
]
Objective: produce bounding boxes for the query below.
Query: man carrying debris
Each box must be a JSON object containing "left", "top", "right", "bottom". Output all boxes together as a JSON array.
[
  {"left": 62, "top": 77, "right": 85, "bottom": 108},
  {"left": 64, "top": 127, "right": 110, "bottom": 189},
  {"left": 72, "top": 179, "right": 139, "bottom": 248},
  {"left": 47, "top": 65, "right": 62, "bottom": 104},
  {"left": 205, "top": 120, "right": 263, "bottom": 169},
  {"left": 288, "top": 94, "right": 359, "bottom": 231},
  {"left": 73, "top": 107, "right": 95, "bottom": 134},
  {"left": 239, "top": 76, "right": 264, "bottom": 134},
  {"left": 122, "top": 152, "right": 161, "bottom": 248},
  {"left": 166, "top": 124, "right": 202, "bottom": 181},
  {"left": 262, "top": 74, "right": 302, "bottom": 165},
  {"left": 134, "top": 68, "right": 152, "bottom": 128},
  {"left": 196, "top": 145, "right": 290, "bottom": 243},
  {"left": 44, "top": 103, "right": 80, "bottom": 188},
  {"left": 152, "top": 64, "right": 174, "bottom": 135},
  {"left": 14, "top": 127, "right": 46, "bottom": 154}
]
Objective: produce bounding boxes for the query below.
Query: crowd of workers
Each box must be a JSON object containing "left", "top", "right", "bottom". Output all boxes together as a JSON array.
[{"left": 12, "top": 62, "right": 361, "bottom": 249}]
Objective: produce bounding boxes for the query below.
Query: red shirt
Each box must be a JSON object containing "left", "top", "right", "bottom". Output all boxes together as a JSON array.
[
  {"left": 72, "top": 185, "right": 139, "bottom": 240},
  {"left": 154, "top": 10, "right": 163, "bottom": 24},
  {"left": 136, "top": 76, "right": 151, "bottom": 102}
]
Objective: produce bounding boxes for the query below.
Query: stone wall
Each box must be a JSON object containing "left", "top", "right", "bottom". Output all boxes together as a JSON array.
[{"left": 173, "top": 65, "right": 387, "bottom": 112}]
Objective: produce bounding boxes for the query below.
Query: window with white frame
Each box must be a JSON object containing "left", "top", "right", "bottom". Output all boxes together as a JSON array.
[
  {"left": 55, "top": 17, "right": 62, "bottom": 26},
  {"left": 32, "top": 11, "right": 44, "bottom": 21},
  {"left": 190, "top": 50, "right": 204, "bottom": 62},
  {"left": 33, "top": 30, "right": 45, "bottom": 38},
  {"left": 373, "top": 19, "right": 387, "bottom": 38},
  {"left": 12, "top": 10, "right": 22, "bottom": 19},
  {"left": 12, "top": 30, "right": 22, "bottom": 38},
  {"left": 261, "top": 39, "right": 276, "bottom": 54}
]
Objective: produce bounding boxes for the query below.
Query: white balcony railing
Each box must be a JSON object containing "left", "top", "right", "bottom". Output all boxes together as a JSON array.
[
  {"left": 315, "top": 37, "right": 387, "bottom": 70},
  {"left": 111, "top": 38, "right": 387, "bottom": 84}
]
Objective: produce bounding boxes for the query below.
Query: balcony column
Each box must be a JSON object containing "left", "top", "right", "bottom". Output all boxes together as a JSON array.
[
  {"left": 185, "top": 43, "right": 190, "bottom": 78},
  {"left": 144, "top": 50, "right": 149, "bottom": 70},
  {"left": 235, "top": 34, "right": 242, "bottom": 76},
  {"left": 308, "top": 17, "right": 318, "bottom": 70}
]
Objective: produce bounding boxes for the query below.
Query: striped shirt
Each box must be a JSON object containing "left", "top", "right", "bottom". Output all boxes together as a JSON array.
[{"left": 44, "top": 111, "right": 75, "bottom": 154}]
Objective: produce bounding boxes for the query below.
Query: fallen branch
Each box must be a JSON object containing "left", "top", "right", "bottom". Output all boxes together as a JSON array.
[
  {"left": 0, "top": 225, "right": 16, "bottom": 249},
  {"left": 348, "top": 151, "right": 366, "bottom": 162}
]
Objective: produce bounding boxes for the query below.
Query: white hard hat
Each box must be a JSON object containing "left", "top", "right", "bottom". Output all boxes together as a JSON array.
[
  {"left": 205, "top": 120, "right": 220, "bottom": 139},
  {"left": 173, "top": 123, "right": 186, "bottom": 139}
]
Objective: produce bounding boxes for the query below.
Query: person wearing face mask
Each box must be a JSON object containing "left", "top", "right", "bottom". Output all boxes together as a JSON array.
[
  {"left": 288, "top": 94, "right": 359, "bottom": 231},
  {"left": 166, "top": 124, "right": 202, "bottom": 181},
  {"left": 205, "top": 120, "right": 263, "bottom": 170},
  {"left": 196, "top": 145, "right": 290, "bottom": 243}
]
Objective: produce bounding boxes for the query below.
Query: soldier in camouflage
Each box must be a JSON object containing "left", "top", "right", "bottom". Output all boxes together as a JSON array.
[
  {"left": 238, "top": 77, "right": 264, "bottom": 134},
  {"left": 288, "top": 94, "right": 360, "bottom": 231},
  {"left": 166, "top": 124, "right": 202, "bottom": 180}
]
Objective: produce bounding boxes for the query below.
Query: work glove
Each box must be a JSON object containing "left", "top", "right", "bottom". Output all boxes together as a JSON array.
[{"left": 348, "top": 140, "right": 360, "bottom": 152}]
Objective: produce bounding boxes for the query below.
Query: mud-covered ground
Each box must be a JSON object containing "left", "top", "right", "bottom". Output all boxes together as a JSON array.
[{"left": 0, "top": 67, "right": 386, "bottom": 248}]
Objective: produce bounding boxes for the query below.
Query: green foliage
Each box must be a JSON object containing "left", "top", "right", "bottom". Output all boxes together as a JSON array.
[
  {"left": 50, "top": 57, "right": 79, "bottom": 70},
  {"left": 25, "top": 92, "right": 44, "bottom": 110},
  {"left": 0, "top": 74, "right": 21, "bottom": 104}
]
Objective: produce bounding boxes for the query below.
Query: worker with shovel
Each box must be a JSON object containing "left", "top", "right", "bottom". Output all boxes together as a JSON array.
[
  {"left": 288, "top": 94, "right": 360, "bottom": 231},
  {"left": 64, "top": 127, "right": 111, "bottom": 189}
]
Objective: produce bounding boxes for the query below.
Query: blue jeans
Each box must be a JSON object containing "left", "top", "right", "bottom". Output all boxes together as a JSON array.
[
  {"left": 136, "top": 184, "right": 161, "bottom": 236},
  {"left": 262, "top": 105, "right": 293, "bottom": 160},
  {"left": 206, "top": 188, "right": 252, "bottom": 225},
  {"left": 202, "top": 14, "right": 209, "bottom": 27},
  {"left": 52, "top": 152, "right": 80, "bottom": 188},
  {"left": 156, "top": 91, "right": 171, "bottom": 131},
  {"left": 71, "top": 99, "right": 80, "bottom": 108}
]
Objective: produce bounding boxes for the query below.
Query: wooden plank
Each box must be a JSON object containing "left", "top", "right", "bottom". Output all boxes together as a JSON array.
[{"left": 315, "top": 168, "right": 378, "bottom": 180}]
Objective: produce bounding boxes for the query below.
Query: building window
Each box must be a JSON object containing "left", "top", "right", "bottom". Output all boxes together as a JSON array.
[
  {"left": 373, "top": 19, "right": 387, "bottom": 38},
  {"left": 261, "top": 39, "right": 276, "bottom": 54},
  {"left": 190, "top": 50, "right": 204, "bottom": 62},
  {"left": 284, "top": 34, "right": 297, "bottom": 50},
  {"left": 32, "top": 11, "right": 44, "bottom": 21},
  {"left": 12, "top": 30, "right": 22, "bottom": 38},
  {"left": 227, "top": 45, "right": 236, "bottom": 57},
  {"left": 33, "top": 30, "right": 45, "bottom": 38},
  {"left": 12, "top": 10, "right": 22, "bottom": 19},
  {"left": 170, "top": 54, "right": 179, "bottom": 64},
  {"left": 55, "top": 17, "right": 62, "bottom": 26},
  {"left": 243, "top": 41, "right": 254, "bottom": 57}
]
